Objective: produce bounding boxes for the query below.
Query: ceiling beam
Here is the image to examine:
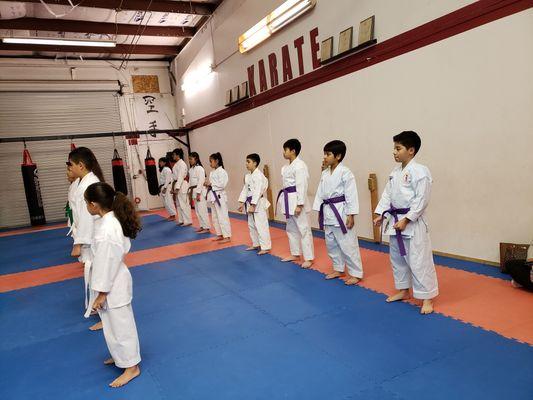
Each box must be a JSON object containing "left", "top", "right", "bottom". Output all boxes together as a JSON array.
[
  {"left": 0, "top": 43, "right": 181, "bottom": 55},
  {"left": 13, "top": 0, "right": 216, "bottom": 15},
  {"left": 0, "top": 18, "right": 196, "bottom": 37}
]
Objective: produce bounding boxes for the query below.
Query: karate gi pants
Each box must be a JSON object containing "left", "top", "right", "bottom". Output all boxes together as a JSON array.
[
  {"left": 247, "top": 208, "right": 271, "bottom": 251},
  {"left": 99, "top": 303, "right": 141, "bottom": 369},
  {"left": 211, "top": 201, "right": 232, "bottom": 238},
  {"left": 286, "top": 212, "right": 314, "bottom": 261},
  {"left": 325, "top": 225, "right": 363, "bottom": 278},
  {"left": 175, "top": 191, "right": 192, "bottom": 225},
  {"left": 388, "top": 220, "right": 439, "bottom": 299}
]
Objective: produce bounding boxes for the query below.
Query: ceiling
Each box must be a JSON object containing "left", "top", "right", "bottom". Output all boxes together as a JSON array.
[{"left": 0, "top": 0, "right": 222, "bottom": 61}]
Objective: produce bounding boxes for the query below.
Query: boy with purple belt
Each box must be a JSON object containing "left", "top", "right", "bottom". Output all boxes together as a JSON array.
[{"left": 313, "top": 140, "right": 363, "bottom": 285}]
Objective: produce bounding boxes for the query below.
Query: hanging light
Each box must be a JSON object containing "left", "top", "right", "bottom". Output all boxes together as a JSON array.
[
  {"left": 1, "top": 37, "right": 116, "bottom": 48},
  {"left": 238, "top": 0, "right": 316, "bottom": 54}
]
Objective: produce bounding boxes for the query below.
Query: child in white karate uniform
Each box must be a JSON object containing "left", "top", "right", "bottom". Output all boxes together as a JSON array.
[
  {"left": 313, "top": 140, "right": 363, "bottom": 285},
  {"left": 84, "top": 182, "right": 142, "bottom": 388},
  {"left": 373, "top": 130, "right": 439, "bottom": 314},
  {"left": 67, "top": 146, "right": 104, "bottom": 331},
  {"left": 158, "top": 157, "right": 177, "bottom": 220},
  {"left": 238, "top": 153, "right": 272, "bottom": 255},
  {"left": 171, "top": 148, "right": 192, "bottom": 226},
  {"left": 277, "top": 139, "right": 314, "bottom": 269},
  {"left": 206, "top": 152, "right": 232, "bottom": 243},
  {"left": 189, "top": 152, "right": 211, "bottom": 233}
]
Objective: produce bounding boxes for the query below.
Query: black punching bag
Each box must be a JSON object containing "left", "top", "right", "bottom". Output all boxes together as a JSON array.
[
  {"left": 145, "top": 148, "right": 160, "bottom": 195},
  {"left": 21, "top": 147, "right": 46, "bottom": 226},
  {"left": 112, "top": 149, "right": 128, "bottom": 195}
]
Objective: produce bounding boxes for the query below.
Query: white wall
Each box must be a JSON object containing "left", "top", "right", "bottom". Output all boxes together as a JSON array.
[
  {"left": 0, "top": 58, "right": 180, "bottom": 211},
  {"left": 171, "top": 0, "right": 533, "bottom": 263}
]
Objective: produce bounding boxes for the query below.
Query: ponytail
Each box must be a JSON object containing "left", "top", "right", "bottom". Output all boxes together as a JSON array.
[
  {"left": 69, "top": 147, "right": 105, "bottom": 182},
  {"left": 113, "top": 192, "right": 142, "bottom": 239},
  {"left": 210, "top": 152, "right": 224, "bottom": 169},
  {"left": 85, "top": 182, "right": 141, "bottom": 239}
]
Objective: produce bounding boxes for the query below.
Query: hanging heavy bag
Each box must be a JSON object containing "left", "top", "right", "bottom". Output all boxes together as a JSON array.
[
  {"left": 145, "top": 148, "right": 160, "bottom": 195},
  {"left": 21, "top": 146, "right": 46, "bottom": 226},
  {"left": 112, "top": 149, "right": 128, "bottom": 195}
]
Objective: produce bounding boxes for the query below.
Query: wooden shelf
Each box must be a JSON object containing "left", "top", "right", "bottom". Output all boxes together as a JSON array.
[{"left": 320, "top": 39, "right": 378, "bottom": 66}]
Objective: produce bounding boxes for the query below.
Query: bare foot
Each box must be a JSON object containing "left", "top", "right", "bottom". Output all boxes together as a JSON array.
[
  {"left": 89, "top": 321, "right": 103, "bottom": 331},
  {"left": 212, "top": 236, "right": 224, "bottom": 242},
  {"left": 420, "top": 299, "right": 434, "bottom": 315},
  {"left": 301, "top": 261, "right": 313, "bottom": 269},
  {"left": 325, "top": 271, "right": 343, "bottom": 280},
  {"left": 386, "top": 290, "right": 410, "bottom": 303},
  {"left": 166, "top": 216, "right": 176, "bottom": 221},
  {"left": 177, "top": 222, "right": 184, "bottom": 226},
  {"left": 344, "top": 276, "right": 361, "bottom": 285},
  {"left": 199, "top": 229, "right": 211, "bottom": 234},
  {"left": 219, "top": 238, "right": 231, "bottom": 244},
  {"left": 281, "top": 256, "right": 299, "bottom": 262},
  {"left": 257, "top": 250, "right": 270, "bottom": 256},
  {"left": 104, "top": 357, "right": 115, "bottom": 365},
  {"left": 109, "top": 365, "right": 141, "bottom": 388},
  {"left": 183, "top": 223, "right": 192, "bottom": 227},
  {"left": 245, "top": 246, "right": 260, "bottom": 251},
  {"left": 195, "top": 228, "right": 203, "bottom": 232}
]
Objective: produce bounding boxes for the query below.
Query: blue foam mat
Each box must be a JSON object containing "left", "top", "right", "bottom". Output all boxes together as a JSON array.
[
  {"left": 0, "top": 214, "right": 210, "bottom": 275},
  {"left": 0, "top": 246, "right": 531, "bottom": 400}
]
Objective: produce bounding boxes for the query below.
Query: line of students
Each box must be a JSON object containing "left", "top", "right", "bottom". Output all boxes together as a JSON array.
[
  {"left": 62, "top": 130, "right": 439, "bottom": 388},
  {"left": 181, "top": 131, "right": 438, "bottom": 314}
]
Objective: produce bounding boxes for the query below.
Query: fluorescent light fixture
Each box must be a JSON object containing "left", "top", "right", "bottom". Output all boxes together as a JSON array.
[
  {"left": 1, "top": 37, "right": 116, "bottom": 47},
  {"left": 181, "top": 64, "right": 214, "bottom": 94},
  {"left": 238, "top": 0, "right": 316, "bottom": 53}
]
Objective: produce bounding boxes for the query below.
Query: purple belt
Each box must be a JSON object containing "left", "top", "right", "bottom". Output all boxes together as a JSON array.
[
  {"left": 319, "top": 195, "right": 347, "bottom": 234},
  {"left": 382, "top": 204, "right": 410, "bottom": 256},
  {"left": 276, "top": 186, "right": 297, "bottom": 218},
  {"left": 244, "top": 196, "right": 253, "bottom": 213},
  {"left": 206, "top": 187, "right": 221, "bottom": 207}
]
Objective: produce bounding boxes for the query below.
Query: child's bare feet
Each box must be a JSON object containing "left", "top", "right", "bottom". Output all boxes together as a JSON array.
[
  {"left": 219, "top": 238, "right": 231, "bottom": 244},
  {"left": 212, "top": 236, "right": 224, "bottom": 242},
  {"left": 183, "top": 223, "right": 192, "bottom": 227},
  {"left": 386, "top": 289, "right": 410, "bottom": 303},
  {"left": 281, "top": 256, "right": 299, "bottom": 262},
  {"left": 301, "top": 261, "right": 313, "bottom": 269},
  {"left": 245, "top": 246, "right": 260, "bottom": 251},
  {"left": 325, "top": 271, "right": 343, "bottom": 280},
  {"left": 195, "top": 228, "right": 203, "bottom": 232},
  {"left": 109, "top": 365, "right": 141, "bottom": 388},
  {"left": 420, "top": 299, "right": 434, "bottom": 315},
  {"left": 344, "top": 276, "right": 361, "bottom": 285},
  {"left": 198, "top": 229, "right": 211, "bottom": 234},
  {"left": 257, "top": 250, "right": 270, "bottom": 255},
  {"left": 166, "top": 216, "right": 176, "bottom": 221},
  {"left": 89, "top": 321, "right": 103, "bottom": 331},
  {"left": 103, "top": 357, "right": 115, "bottom": 365}
]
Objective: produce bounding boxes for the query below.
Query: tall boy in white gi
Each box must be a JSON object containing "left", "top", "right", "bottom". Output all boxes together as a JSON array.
[{"left": 373, "top": 130, "right": 439, "bottom": 314}]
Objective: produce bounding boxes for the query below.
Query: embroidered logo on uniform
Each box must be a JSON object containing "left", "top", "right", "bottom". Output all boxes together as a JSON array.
[{"left": 403, "top": 173, "right": 410, "bottom": 183}]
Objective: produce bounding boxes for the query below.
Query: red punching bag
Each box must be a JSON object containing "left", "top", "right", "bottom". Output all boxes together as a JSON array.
[
  {"left": 21, "top": 145, "right": 46, "bottom": 226},
  {"left": 145, "top": 148, "right": 160, "bottom": 195},
  {"left": 112, "top": 149, "right": 128, "bottom": 195}
]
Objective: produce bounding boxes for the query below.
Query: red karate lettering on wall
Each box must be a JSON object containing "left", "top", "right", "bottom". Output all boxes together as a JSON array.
[
  {"left": 258, "top": 59, "right": 268, "bottom": 92},
  {"left": 309, "top": 27, "right": 320, "bottom": 70},
  {"left": 293, "top": 36, "right": 305, "bottom": 76},
  {"left": 268, "top": 53, "right": 279, "bottom": 88},
  {"left": 281, "top": 45, "right": 293, "bottom": 82},
  {"left": 247, "top": 64, "right": 257, "bottom": 97}
]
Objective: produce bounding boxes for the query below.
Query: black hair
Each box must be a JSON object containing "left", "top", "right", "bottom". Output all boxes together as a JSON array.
[
  {"left": 210, "top": 152, "right": 224, "bottom": 168},
  {"left": 393, "top": 131, "right": 421, "bottom": 154},
  {"left": 283, "top": 138, "right": 301, "bottom": 156},
  {"left": 172, "top": 148, "right": 184, "bottom": 159},
  {"left": 68, "top": 147, "right": 105, "bottom": 182},
  {"left": 246, "top": 153, "right": 260, "bottom": 166},
  {"left": 158, "top": 157, "right": 169, "bottom": 172},
  {"left": 189, "top": 151, "right": 202, "bottom": 167},
  {"left": 323, "top": 140, "right": 346, "bottom": 162},
  {"left": 84, "top": 182, "right": 141, "bottom": 239}
]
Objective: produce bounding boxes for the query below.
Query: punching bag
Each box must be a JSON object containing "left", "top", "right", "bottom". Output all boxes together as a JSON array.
[
  {"left": 21, "top": 146, "right": 46, "bottom": 226},
  {"left": 112, "top": 149, "right": 128, "bottom": 195},
  {"left": 145, "top": 148, "right": 160, "bottom": 195}
]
